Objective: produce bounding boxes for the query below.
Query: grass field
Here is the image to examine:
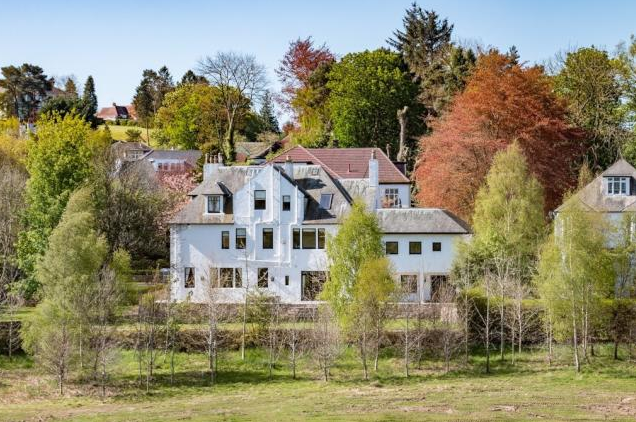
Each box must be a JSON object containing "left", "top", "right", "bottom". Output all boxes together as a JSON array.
[
  {"left": 1, "top": 345, "right": 636, "bottom": 421},
  {"left": 100, "top": 124, "right": 158, "bottom": 145}
]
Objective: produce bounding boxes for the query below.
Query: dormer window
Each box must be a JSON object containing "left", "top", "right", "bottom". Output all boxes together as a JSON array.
[
  {"left": 319, "top": 193, "right": 333, "bottom": 210},
  {"left": 607, "top": 177, "right": 629, "bottom": 196},
  {"left": 382, "top": 188, "right": 402, "bottom": 208},
  {"left": 207, "top": 195, "right": 222, "bottom": 213}
]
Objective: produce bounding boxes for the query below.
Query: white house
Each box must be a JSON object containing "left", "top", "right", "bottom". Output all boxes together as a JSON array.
[{"left": 169, "top": 146, "right": 471, "bottom": 304}]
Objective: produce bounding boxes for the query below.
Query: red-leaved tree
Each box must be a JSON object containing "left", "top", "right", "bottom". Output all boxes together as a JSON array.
[
  {"left": 276, "top": 37, "right": 334, "bottom": 112},
  {"left": 414, "top": 51, "right": 584, "bottom": 221}
]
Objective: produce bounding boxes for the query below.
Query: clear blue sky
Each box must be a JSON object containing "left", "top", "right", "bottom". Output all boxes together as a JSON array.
[{"left": 1, "top": 0, "right": 635, "bottom": 117}]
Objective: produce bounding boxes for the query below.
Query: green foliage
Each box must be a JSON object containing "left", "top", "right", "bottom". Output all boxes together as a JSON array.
[
  {"left": 155, "top": 83, "right": 226, "bottom": 150},
  {"left": 81, "top": 76, "right": 98, "bottom": 127},
  {"left": 322, "top": 200, "right": 385, "bottom": 324},
  {"left": 327, "top": 49, "right": 422, "bottom": 155},
  {"left": 125, "top": 128, "right": 142, "bottom": 141},
  {"left": 0, "top": 64, "right": 53, "bottom": 122},
  {"left": 554, "top": 47, "right": 627, "bottom": 171},
  {"left": 39, "top": 96, "right": 84, "bottom": 119},
  {"left": 535, "top": 200, "right": 614, "bottom": 343},
  {"left": 258, "top": 90, "right": 280, "bottom": 134},
  {"left": 454, "top": 143, "right": 545, "bottom": 280},
  {"left": 16, "top": 113, "right": 102, "bottom": 298},
  {"left": 290, "top": 61, "right": 333, "bottom": 147}
]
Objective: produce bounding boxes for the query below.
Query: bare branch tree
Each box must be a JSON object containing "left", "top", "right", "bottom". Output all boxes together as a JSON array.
[
  {"left": 311, "top": 305, "right": 340, "bottom": 382},
  {"left": 197, "top": 52, "right": 267, "bottom": 160}
]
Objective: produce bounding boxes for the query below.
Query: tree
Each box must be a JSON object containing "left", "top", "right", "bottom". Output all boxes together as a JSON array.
[
  {"left": 197, "top": 52, "right": 268, "bottom": 160},
  {"left": 63, "top": 77, "right": 78, "bottom": 98},
  {"left": 535, "top": 200, "right": 615, "bottom": 372},
  {"left": 81, "top": 76, "right": 98, "bottom": 127},
  {"left": 321, "top": 200, "right": 385, "bottom": 321},
  {"left": 132, "top": 67, "right": 175, "bottom": 139},
  {"left": 554, "top": 47, "right": 626, "bottom": 171},
  {"left": 327, "top": 49, "right": 422, "bottom": 160},
  {"left": 276, "top": 36, "right": 335, "bottom": 111},
  {"left": 17, "top": 113, "right": 102, "bottom": 298},
  {"left": 414, "top": 50, "right": 584, "bottom": 221},
  {"left": 0, "top": 64, "right": 53, "bottom": 122},
  {"left": 388, "top": 2, "right": 454, "bottom": 115},
  {"left": 258, "top": 90, "right": 280, "bottom": 134},
  {"left": 180, "top": 69, "right": 208, "bottom": 86},
  {"left": 348, "top": 257, "right": 396, "bottom": 379},
  {"left": 39, "top": 96, "right": 84, "bottom": 120},
  {"left": 155, "top": 83, "right": 227, "bottom": 150},
  {"left": 311, "top": 304, "right": 340, "bottom": 382}
]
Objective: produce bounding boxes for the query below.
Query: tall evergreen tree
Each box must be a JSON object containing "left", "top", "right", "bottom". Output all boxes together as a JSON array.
[
  {"left": 63, "top": 78, "right": 78, "bottom": 98},
  {"left": 0, "top": 64, "right": 53, "bottom": 122},
  {"left": 259, "top": 90, "right": 280, "bottom": 134},
  {"left": 180, "top": 70, "right": 207, "bottom": 85},
  {"left": 81, "top": 76, "right": 98, "bottom": 126},
  {"left": 388, "top": 2, "right": 453, "bottom": 115}
]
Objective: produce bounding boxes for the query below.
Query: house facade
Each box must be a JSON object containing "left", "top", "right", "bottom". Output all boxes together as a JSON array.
[{"left": 170, "top": 147, "right": 471, "bottom": 304}]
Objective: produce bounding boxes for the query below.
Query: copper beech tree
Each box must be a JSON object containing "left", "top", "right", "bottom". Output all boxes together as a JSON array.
[{"left": 413, "top": 50, "right": 584, "bottom": 221}]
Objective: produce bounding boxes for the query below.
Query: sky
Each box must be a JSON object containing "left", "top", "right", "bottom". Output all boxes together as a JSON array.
[{"left": 1, "top": 0, "right": 635, "bottom": 118}]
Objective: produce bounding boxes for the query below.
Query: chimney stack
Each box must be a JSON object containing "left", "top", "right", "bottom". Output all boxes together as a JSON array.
[
  {"left": 284, "top": 155, "right": 294, "bottom": 179},
  {"left": 203, "top": 152, "right": 225, "bottom": 181},
  {"left": 369, "top": 149, "right": 379, "bottom": 188}
]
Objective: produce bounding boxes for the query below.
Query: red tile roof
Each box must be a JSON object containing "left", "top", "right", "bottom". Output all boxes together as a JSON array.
[{"left": 270, "top": 146, "right": 409, "bottom": 184}]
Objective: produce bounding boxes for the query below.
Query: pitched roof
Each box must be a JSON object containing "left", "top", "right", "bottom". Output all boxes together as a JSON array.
[
  {"left": 270, "top": 146, "right": 410, "bottom": 184},
  {"left": 376, "top": 208, "right": 472, "bottom": 234},
  {"left": 144, "top": 149, "right": 202, "bottom": 167},
  {"left": 96, "top": 104, "right": 136, "bottom": 120},
  {"left": 556, "top": 159, "right": 636, "bottom": 213}
]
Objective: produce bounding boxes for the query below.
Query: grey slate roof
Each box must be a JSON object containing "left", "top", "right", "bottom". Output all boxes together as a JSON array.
[
  {"left": 375, "top": 209, "right": 471, "bottom": 234},
  {"left": 144, "top": 149, "right": 202, "bottom": 167},
  {"left": 556, "top": 159, "right": 636, "bottom": 213}
]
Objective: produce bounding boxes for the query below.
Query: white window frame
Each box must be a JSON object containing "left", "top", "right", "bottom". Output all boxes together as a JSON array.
[
  {"left": 607, "top": 176, "right": 629, "bottom": 196},
  {"left": 206, "top": 195, "right": 223, "bottom": 213},
  {"left": 383, "top": 188, "right": 402, "bottom": 208}
]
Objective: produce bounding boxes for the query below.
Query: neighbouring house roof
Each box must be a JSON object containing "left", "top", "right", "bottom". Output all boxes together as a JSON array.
[
  {"left": 144, "top": 149, "right": 202, "bottom": 168},
  {"left": 111, "top": 141, "right": 151, "bottom": 156},
  {"left": 270, "top": 146, "right": 410, "bottom": 184},
  {"left": 376, "top": 208, "right": 472, "bottom": 234},
  {"left": 556, "top": 159, "right": 636, "bottom": 213},
  {"left": 235, "top": 141, "right": 285, "bottom": 163},
  {"left": 97, "top": 104, "right": 137, "bottom": 120}
]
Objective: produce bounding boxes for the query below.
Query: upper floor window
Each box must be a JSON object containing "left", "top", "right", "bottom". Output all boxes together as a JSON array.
[
  {"left": 292, "top": 228, "right": 301, "bottom": 249},
  {"left": 293, "top": 228, "right": 325, "bottom": 250},
  {"left": 607, "top": 177, "right": 629, "bottom": 195},
  {"left": 302, "top": 229, "right": 316, "bottom": 249},
  {"left": 409, "top": 241, "right": 421, "bottom": 255},
  {"left": 236, "top": 228, "right": 246, "bottom": 249},
  {"left": 382, "top": 188, "right": 402, "bottom": 208},
  {"left": 262, "top": 228, "right": 274, "bottom": 249},
  {"left": 221, "top": 231, "right": 230, "bottom": 249},
  {"left": 320, "top": 193, "right": 333, "bottom": 210},
  {"left": 282, "top": 195, "right": 291, "bottom": 211},
  {"left": 385, "top": 241, "right": 399, "bottom": 255},
  {"left": 432, "top": 242, "right": 442, "bottom": 252},
  {"left": 207, "top": 195, "right": 222, "bottom": 213},
  {"left": 254, "top": 190, "right": 266, "bottom": 210}
]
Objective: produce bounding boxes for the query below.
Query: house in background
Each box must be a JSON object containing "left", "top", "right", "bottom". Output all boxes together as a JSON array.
[
  {"left": 97, "top": 103, "right": 137, "bottom": 121},
  {"left": 169, "top": 148, "right": 470, "bottom": 304},
  {"left": 235, "top": 139, "right": 287, "bottom": 164}
]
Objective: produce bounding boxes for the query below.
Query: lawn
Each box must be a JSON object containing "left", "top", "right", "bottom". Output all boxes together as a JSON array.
[
  {"left": 100, "top": 124, "right": 158, "bottom": 146},
  {"left": 1, "top": 345, "right": 636, "bottom": 421}
]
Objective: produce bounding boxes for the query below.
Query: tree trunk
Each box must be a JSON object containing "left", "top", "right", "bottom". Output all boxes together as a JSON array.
[
  {"left": 361, "top": 328, "right": 368, "bottom": 381},
  {"left": 573, "top": 311, "right": 581, "bottom": 373},
  {"left": 396, "top": 106, "right": 409, "bottom": 162},
  {"left": 485, "top": 285, "right": 491, "bottom": 374},
  {"left": 241, "top": 295, "right": 247, "bottom": 361},
  {"left": 404, "top": 310, "right": 410, "bottom": 378}
]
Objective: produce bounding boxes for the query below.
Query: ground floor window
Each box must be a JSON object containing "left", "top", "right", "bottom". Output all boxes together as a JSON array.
[
  {"left": 210, "top": 267, "right": 242, "bottom": 288},
  {"left": 184, "top": 267, "right": 195, "bottom": 288},
  {"left": 430, "top": 274, "right": 451, "bottom": 302},
  {"left": 301, "top": 271, "right": 327, "bottom": 301},
  {"left": 258, "top": 268, "right": 269, "bottom": 288},
  {"left": 400, "top": 274, "right": 418, "bottom": 295}
]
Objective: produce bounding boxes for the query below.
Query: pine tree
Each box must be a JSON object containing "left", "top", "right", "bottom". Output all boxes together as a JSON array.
[
  {"left": 259, "top": 90, "right": 280, "bottom": 134},
  {"left": 388, "top": 2, "right": 453, "bottom": 115},
  {"left": 81, "top": 76, "right": 98, "bottom": 126},
  {"left": 64, "top": 78, "right": 78, "bottom": 98},
  {"left": 179, "top": 70, "right": 207, "bottom": 85}
]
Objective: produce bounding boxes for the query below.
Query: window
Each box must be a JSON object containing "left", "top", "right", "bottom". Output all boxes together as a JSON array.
[
  {"left": 319, "top": 193, "right": 333, "bottom": 210},
  {"left": 262, "top": 228, "right": 274, "bottom": 249},
  {"left": 432, "top": 242, "right": 442, "bottom": 252},
  {"left": 219, "top": 268, "right": 234, "bottom": 288},
  {"left": 430, "top": 275, "right": 450, "bottom": 302},
  {"left": 258, "top": 268, "right": 269, "bottom": 288},
  {"left": 282, "top": 195, "right": 291, "bottom": 211},
  {"left": 302, "top": 271, "right": 327, "bottom": 301},
  {"left": 184, "top": 267, "right": 195, "bottom": 288},
  {"left": 285, "top": 275, "right": 290, "bottom": 286},
  {"left": 382, "top": 188, "right": 402, "bottom": 208},
  {"left": 207, "top": 195, "right": 222, "bottom": 213},
  {"left": 221, "top": 231, "right": 230, "bottom": 249},
  {"left": 236, "top": 228, "right": 246, "bottom": 249},
  {"left": 317, "top": 228, "right": 326, "bottom": 249},
  {"left": 401, "top": 274, "right": 418, "bottom": 294},
  {"left": 385, "top": 241, "right": 399, "bottom": 255},
  {"left": 292, "top": 228, "right": 301, "bottom": 249},
  {"left": 302, "top": 229, "right": 317, "bottom": 249},
  {"left": 234, "top": 268, "right": 242, "bottom": 288},
  {"left": 409, "top": 241, "right": 421, "bottom": 255},
  {"left": 607, "top": 176, "right": 629, "bottom": 195},
  {"left": 254, "top": 190, "right": 266, "bottom": 210}
]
